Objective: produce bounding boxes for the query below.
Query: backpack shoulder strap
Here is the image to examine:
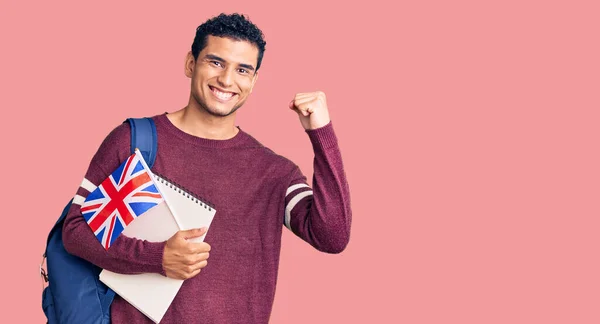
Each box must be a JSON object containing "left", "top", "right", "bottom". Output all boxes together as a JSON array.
[
  {"left": 126, "top": 117, "right": 158, "bottom": 168},
  {"left": 42, "top": 118, "right": 158, "bottom": 309}
]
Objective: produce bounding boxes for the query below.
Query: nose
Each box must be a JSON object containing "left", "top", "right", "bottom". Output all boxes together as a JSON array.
[{"left": 217, "top": 67, "right": 234, "bottom": 88}]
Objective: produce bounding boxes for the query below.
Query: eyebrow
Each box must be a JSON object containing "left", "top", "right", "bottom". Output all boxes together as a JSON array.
[{"left": 204, "top": 54, "right": 256, "bottom": 72}]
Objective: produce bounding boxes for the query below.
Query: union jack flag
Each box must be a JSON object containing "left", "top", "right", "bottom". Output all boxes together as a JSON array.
[{"left": 81, "top": 150, "right": 163, "bottom": 250}]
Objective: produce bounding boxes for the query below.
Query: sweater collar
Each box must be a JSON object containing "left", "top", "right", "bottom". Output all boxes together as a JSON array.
[{"left": 156, "top": 113, "right": 248, "bottom": 149}]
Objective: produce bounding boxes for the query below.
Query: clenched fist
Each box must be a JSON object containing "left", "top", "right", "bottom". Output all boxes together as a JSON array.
[
  {"left": 289, "top": 91, "right": 331, "bottom": 130},
  {"left": 162, "top": 228, "right": 211, "bottom": 280}
]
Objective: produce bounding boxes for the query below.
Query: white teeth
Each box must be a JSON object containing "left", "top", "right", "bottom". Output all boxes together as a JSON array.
[{"left": 212, "top": 87, "right": 234, "bottom": 100}]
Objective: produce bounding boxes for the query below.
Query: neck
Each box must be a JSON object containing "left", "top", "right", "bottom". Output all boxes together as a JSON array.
[{"left": 167, "top": 103, "right": 239, "bottom": 140}]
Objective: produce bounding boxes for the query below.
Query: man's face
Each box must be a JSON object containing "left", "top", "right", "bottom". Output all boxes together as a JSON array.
[{"left": 186, "top": 35, "right": 259, "bottom": 117}]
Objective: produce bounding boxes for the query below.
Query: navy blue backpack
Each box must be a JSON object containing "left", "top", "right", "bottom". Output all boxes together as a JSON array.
[{"left": 41, "top": 118, "right": 158, "bottom": 324}]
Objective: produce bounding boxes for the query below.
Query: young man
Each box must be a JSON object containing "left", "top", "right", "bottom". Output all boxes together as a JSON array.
[{"left": 62, "top": 13, "right": 351, "bottom": 323}]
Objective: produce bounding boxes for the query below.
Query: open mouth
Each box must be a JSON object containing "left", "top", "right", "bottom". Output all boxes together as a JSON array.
[{"left": 209, "top": 86, "right": 237, "bottom": 102}]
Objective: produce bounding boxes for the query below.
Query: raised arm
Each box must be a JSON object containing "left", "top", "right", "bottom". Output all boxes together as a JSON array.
[{"left": 286, "top": 92, "right": 352, "bottom": 253}]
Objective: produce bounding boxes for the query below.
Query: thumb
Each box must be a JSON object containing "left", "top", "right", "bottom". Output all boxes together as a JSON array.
[{"left": 179, "top": 227, "right": 208, "bottom": 240}]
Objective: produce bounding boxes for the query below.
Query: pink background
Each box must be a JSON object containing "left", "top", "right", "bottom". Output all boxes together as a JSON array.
[{"left": 1, "top": 0, "right": 599, "bottom": 323}]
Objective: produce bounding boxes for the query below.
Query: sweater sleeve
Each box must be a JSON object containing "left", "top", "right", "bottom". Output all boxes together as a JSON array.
[
  {"left": 62, "top": 123, "right": 166, "bottom": 275},
  {"left": 283, "top": 121, "right": 352, "bottom": 253}
]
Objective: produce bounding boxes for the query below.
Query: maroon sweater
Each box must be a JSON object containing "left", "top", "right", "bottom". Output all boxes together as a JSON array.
[{"left": 62, "top": 113, "right": 352, "bottom": 323}]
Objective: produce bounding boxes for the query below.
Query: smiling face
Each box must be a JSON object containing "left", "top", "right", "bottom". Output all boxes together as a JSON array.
[{"left": 185, "top": 35, "right": 259, "bottom": 118}]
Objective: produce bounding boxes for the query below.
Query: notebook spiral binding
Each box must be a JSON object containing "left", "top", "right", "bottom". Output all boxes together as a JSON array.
[{"left": 152, "top": 172, "right": 214, "bottom": 211}]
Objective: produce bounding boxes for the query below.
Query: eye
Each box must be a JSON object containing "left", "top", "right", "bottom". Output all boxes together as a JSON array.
[
  {"left": 210, "top": 60, "right": 223, "bottom": 67},
  {"left": 238, "top": 68, "right": 248, "bottom": 74}
]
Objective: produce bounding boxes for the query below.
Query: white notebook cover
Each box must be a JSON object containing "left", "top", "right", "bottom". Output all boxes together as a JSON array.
[{"left": 99, "top": 152, "right": 217, "bottom": 323}]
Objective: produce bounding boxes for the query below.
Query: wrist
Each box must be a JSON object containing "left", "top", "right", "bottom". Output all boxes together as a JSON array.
[{"left": 306, "top": 121, "right": 337, "bottom": 150}]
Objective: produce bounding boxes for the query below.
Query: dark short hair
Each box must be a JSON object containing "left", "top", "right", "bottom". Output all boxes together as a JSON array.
[{"left": 191, "top": 13, "right": 267, "bottom": 71}]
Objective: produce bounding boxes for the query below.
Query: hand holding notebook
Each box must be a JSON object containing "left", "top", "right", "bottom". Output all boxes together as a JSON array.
[
  {"left": 162, "top": 227, "right": 211, "bottom": 280},
  {"left": 94, "top": 149, "right": 217, "bottom": 323}
]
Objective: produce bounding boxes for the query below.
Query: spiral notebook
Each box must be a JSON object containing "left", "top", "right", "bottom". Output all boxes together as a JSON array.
[{"left": 99, "top": 172, "right": 217, "bottom": 323}]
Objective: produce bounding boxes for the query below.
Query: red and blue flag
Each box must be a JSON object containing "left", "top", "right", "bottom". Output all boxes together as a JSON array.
[{"left": 81, "top": 151, "right": 163, "bottom": 249}]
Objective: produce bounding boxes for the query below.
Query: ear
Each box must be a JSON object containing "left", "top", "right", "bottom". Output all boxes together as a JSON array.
[
  {"left": 184, "top": 51, "right": 195, "bottom": 78},
  {"left": 249, "top": 71, "right": 259, "bottom": 93}
]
